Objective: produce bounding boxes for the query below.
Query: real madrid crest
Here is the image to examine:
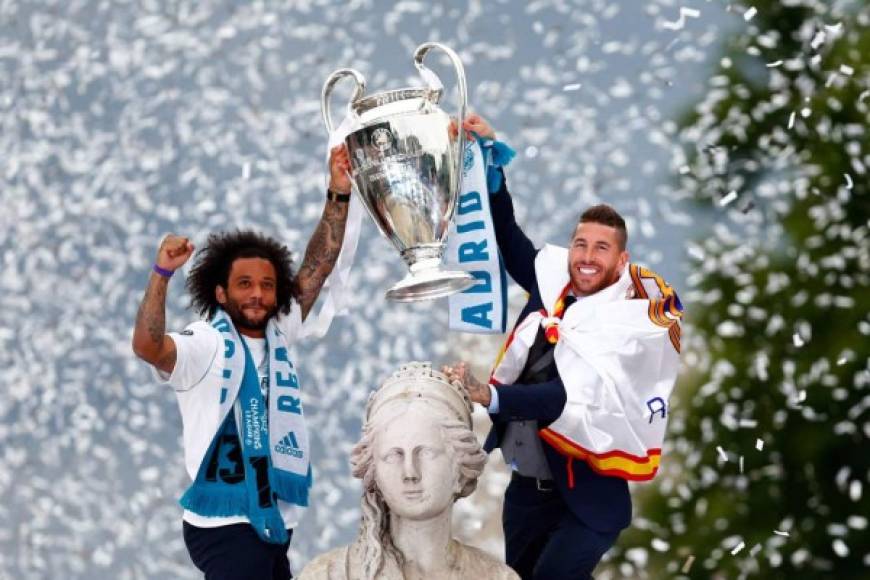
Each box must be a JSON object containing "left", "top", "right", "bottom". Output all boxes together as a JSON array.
[{"left": 462, "top": 144, "right": 474, "bottom": 174}]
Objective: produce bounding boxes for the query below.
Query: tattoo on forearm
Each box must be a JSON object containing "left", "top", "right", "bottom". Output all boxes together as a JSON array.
[
  {"left": 297, "top": 199, "right": 349, "bottom": 317},
  {"left": 134, "top": 275, "right": 168, "bottom": 350}
]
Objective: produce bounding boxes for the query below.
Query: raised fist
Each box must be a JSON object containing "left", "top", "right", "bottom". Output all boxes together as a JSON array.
[{"left": 155, "top": 235, "right": 195, "bottom": 273}]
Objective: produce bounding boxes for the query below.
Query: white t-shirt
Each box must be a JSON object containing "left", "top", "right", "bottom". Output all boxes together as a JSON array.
[{"left": 155, "top": 310, "right": 305, "bottom": 529}]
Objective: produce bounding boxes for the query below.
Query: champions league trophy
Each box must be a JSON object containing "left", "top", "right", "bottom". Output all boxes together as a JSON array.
[{"left": 321, "top": 42, "right": 477, "bottom": 302}]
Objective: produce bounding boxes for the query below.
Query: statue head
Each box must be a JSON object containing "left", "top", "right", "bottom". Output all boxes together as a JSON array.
[{"left": 348, "top": 362, "right": 487, "bottom": 580}]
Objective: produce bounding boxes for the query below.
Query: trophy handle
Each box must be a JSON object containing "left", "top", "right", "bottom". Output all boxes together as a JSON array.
[
  {"left": 321, "top": 68, "right": 367, "bottom": 134},
  {"left": 413, "top": 42, "right": 467, "bottom": 219}
]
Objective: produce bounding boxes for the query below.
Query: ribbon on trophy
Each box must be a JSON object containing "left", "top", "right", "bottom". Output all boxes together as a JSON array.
[
  {"left": 303, "top": 115, "right": 366, "bottom": 339},
  {"left": 445, "top": 138, "right": 508, "bottom": 334}
]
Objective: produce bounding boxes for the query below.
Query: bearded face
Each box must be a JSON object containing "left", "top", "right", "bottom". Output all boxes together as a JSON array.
[
  {"left": 216, "top": 257, "right": 279, "bottom": 336},
  {"left": 568, "top": 222, "right": 629, "bottom": 297}
]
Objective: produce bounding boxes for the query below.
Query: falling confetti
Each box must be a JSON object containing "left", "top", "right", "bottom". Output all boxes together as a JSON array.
[
  {"left": 844, "top": 174, "right": 853, "bottom": 189},
  {"left": 662, "top": 7, "right": 701, "bottom": 31},
  {"left": 719, "top": 190, "right": 739, "bottom": 206},
  {"left": 681, "top": 555, "right": 696, "bottom": 573}
]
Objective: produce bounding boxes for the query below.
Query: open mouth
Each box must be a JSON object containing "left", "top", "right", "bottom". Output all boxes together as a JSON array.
[{"left": 577, "top": 266, "right": 600, "bottom": 276}]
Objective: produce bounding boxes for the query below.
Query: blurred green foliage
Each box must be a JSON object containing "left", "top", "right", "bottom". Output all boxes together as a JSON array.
[{"left": 609, "top": 2, "right": 869, "bottom": 578}]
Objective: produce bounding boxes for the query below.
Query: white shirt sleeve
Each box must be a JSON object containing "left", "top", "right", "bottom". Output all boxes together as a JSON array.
[
  {"left": 487, "top": 385, "right": 500, "bottom": 414},
  {"left": 151, "top": 320, "right": 220, "bottom": 392}
]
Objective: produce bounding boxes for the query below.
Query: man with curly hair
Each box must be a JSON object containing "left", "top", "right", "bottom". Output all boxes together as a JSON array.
[{"left": 132, "top": 145, "right": 353, "bottom": 580}]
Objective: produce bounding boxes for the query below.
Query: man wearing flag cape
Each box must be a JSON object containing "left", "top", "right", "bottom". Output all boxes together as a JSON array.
[
  {"left": 132, "top": 145, "right": 353, "bottom": 580},
  {"left": 445, "top": 115, "right": 683, "bottom": 580}
]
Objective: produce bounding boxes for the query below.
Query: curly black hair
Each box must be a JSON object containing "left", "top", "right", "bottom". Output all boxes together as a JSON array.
[{"left": 186, "top": 230, "right": 297, "bottom": 319}]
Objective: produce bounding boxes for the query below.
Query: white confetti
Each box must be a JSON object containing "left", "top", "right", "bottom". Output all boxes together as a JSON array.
[
  {"left": 562, "top": 83, "right": 582, "bottom": 91},
  {"left": 749, "top": 543, "right": 762, "bottom": 557},
  {"left": 844, "top": 174, "right": 853, "bottom": 189},
  {"left": 774, "top": 530, "right": 790, "bottom": 537},
  {"left": 756, "top": 439, "right": 764, "bottom": 451},
  {"left": 242, "top": 162, "right": 251, "bottom": 180},
  {"left": 720, "top": 190, "right": 739, "bottom": 206},
  {"left": 839, "top": 64, "right": 854, "bottom": 76},
  {"left": 743, "top": 7, "right": 757, "bottom": 21},
  {"left": 681, "top": 555, "right": 695, "bottom": 573},
  {"left": 739, "top": 455, "right": 744, "bottom": 473},
  {"left": 832, "top": 539, "right": 849, "bottom": 557},
  {"left": 731, "top": 541, "right": 745, "bottom": 555},
  {"left": 716, "top": 446, "right": 729, "bottom": 462},
  {"left": 651, "top": 538, "right": 670, "bottom": 552},
  {"left": 787, "top": 111, "right": 797, "bottom": 129},
  {"left": 766, "top": 60, "right": 783, "bottom": 68},
  {"left": 850, "top": 480, "right": 862, "bottom": 501},
  {"left": 792, "top": 332, "right": 805, "bottom": 347},
  {"left": 662, "top": 7, "right": 701, "bottom": 30}
]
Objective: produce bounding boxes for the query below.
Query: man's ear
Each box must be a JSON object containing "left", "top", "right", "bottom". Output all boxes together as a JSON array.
[
  {"left": 618, "top": 250, "right": 630, "bottom": 271},
  {"left": 215, "top": 285, "right": 227, "bottom": 305}
]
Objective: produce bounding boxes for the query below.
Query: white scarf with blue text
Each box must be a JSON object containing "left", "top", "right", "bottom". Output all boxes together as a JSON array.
[{"left": 445, "top": 139, "right": 507, "bottom": 334}]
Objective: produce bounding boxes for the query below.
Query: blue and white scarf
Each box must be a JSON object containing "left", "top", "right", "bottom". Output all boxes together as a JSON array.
[
  {"left": 180, "top": 309, "right": 311, "bottom": 544},
  {"left": 446, "top": 137, "right": 514, "bottom": 334}
]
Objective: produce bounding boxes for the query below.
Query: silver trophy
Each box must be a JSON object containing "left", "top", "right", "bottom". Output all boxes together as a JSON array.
[{"left": 321, "top": 42, "right": 476, "bottom": 302}]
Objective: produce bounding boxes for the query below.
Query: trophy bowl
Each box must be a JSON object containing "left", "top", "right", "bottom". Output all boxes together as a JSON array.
[{"left": 321, "top": 43, "right": 476, "bottom": 302}]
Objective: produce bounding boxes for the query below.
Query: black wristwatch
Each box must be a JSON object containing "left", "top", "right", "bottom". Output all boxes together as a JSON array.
[{"left": 327, "top": 189, "right": 351, "bottom": 203}]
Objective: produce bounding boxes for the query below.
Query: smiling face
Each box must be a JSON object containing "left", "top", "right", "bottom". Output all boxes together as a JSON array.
[
  {"left": 372, "top": 404, "right": 458, "bottom": 522},
  {"left": 215, "top": 257, "right": 278, "bottom": 337},
  {"left": 568, "top": 221, "right": 629, "bottom": 297}
]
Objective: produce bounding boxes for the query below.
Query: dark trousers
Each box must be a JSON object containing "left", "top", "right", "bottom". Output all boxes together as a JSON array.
[
  {"left": 183, "top": 522, "right": 293, "bottom": 580},
  {"left": 503, "top": 475, "right": 621, "bottom": 580}
]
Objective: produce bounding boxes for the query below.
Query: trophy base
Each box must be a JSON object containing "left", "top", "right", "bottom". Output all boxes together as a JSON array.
[{"left": 386, "top": 268, "right": 477, "bottom": 302}]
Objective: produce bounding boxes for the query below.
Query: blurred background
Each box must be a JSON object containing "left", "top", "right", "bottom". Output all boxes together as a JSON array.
[{"left": 0, "top": 0, "right": 867, "bottom": 578}]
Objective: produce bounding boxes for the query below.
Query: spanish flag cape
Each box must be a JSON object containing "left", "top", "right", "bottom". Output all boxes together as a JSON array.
[{"left": 490, "top": 245, "right": 682, "bottom": 482}]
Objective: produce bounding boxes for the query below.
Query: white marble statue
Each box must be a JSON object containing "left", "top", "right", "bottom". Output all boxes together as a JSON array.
[{"left": 300, "top": 362, "right": 518, "bottom": 580}]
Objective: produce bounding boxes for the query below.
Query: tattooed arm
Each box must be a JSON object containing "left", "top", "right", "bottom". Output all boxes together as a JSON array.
[
  {"left": 296, "top": 145, "right": 352, "bottom": 321},
  {"left": 131, "top": 235, "right": 194, "bottom": 373}
]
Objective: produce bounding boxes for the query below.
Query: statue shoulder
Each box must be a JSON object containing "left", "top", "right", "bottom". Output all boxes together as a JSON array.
[
  {"left": 297, "top": 546, "right": 349, "bottom": 580},
  {"left": 455, "top": 543, "right": 520, "bottom": 579}
]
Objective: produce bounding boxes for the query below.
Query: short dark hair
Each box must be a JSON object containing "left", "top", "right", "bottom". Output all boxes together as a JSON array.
[
  {"left": 576, "top": 204, "right": 627, "bottom": 250},
  {"left": 186, "top": 230, "right": 297, "bottom": 319}
]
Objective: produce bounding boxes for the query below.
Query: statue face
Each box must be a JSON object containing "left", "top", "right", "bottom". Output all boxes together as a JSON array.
[{"left": 373, "top": 404, "right": 458, "bottom": 521}]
